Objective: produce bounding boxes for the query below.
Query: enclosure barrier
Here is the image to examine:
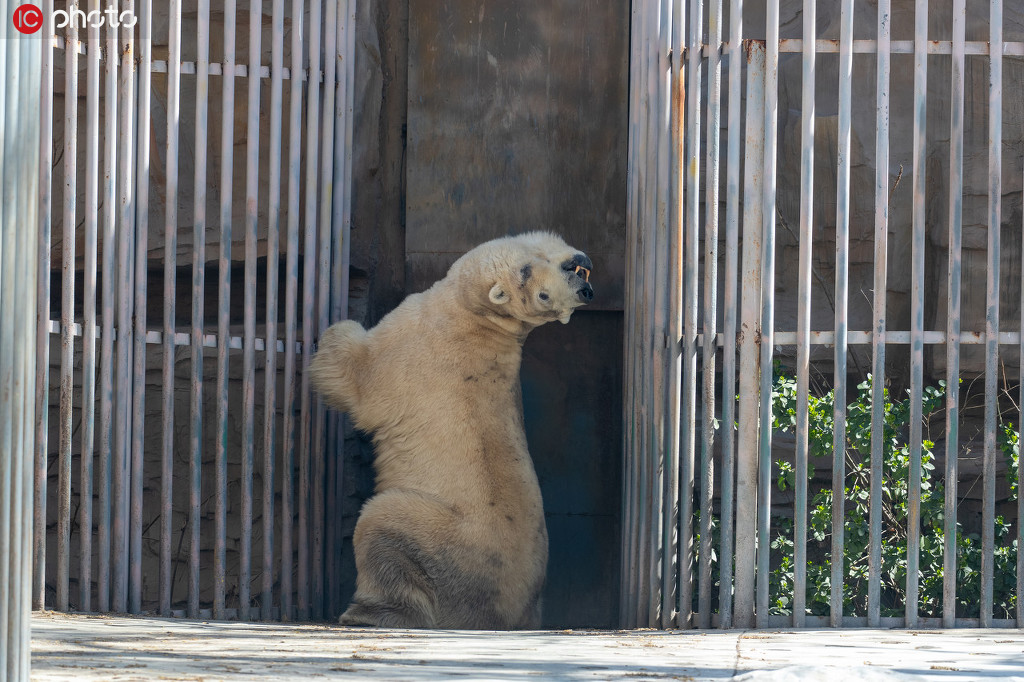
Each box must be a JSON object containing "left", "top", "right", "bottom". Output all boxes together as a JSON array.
[
  {"left": 623, "top": 0, "right": 1024, "bottom": 629},
  {"left": 35, "top": 0, "right": 354, "bottom": 621},
  {"left": 1, "top": 1, "right": 44, "bottom": 678}
]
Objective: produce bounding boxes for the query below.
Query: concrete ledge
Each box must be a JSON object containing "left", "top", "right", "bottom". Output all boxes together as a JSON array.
[{"left": 31, "top": 612, "right": 1024, "bottom": 680}]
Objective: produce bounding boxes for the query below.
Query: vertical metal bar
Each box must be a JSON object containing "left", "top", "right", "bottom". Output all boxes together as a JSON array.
[
  {"left": 906, "top": 0, "right": 929, "bottom": 629},
  {"left": 831, "top": 0, "right": 855, "bottom": 629},
  {"left": 314, "top": 0, "right": 339, "bottom": 623},
  {"left": 699, "top": 0, "right": 723, "bottom": 631},
  {"left": 980, "top": 0, "right": 1002, "bottom": 630},
  {"left": 0, "top": 1, "right": 17, "bottom": 662},
  {"left": 868, "top": 0, "right": 891, "bottom": 628},
  {"left": 757, "top": 0, "right": 780, "bottom": 629},
  {"left": 679, "top": 0, "right": 702, "bottom": 630},
  {"left": 241, "top": 0, "right": 264, "bottom": 623},
  {"left": 34, "top": 0, "right": 55, "bottom": 613},
  {"left": 943, "top": 0, "right": 966, "bottom": 630},
  {"left": 281, "top": 0, "right": 306, "bottom": 621},
  {"left": 263, "top": 0, "right": 286, "bottom": 621},
  {"left": 718, "top": 0, "right": 742, "bottom": 631},
  {"left": 57, "top": 2, "right": 81, "bottom": 614},
  {"left": 132, "top": 0, "right": 153, "bottom": 616},
  {"left": 734, "top": 38, "right": 764, "bottom": 629},
  {"left": 97, "top": 0, "right": 119, "bottom": 612},
  {"left": 190, "top": 0, "right": 211, "bottom": 620},
  {"left": 298, "top": 0, "right": 323, "bottom": 622},
  {"left": 113, "top": 0, "right": 137, "bottom": 613},
  {"left": 80, "top": 0, "right": 102, "bottom": 614},
  {"left": 646, "top": 0, "right": 668, "bottom": 629},
  {"left": 1018, "top": 152, "right": 1024, "bottom": 630},
  {"left": 792, "top": 0, "right": 816, "bottom": 628},
  {"left": 622, "top": 0, "right": 643, "bottom": 628},
  {"left": 162, "top": 0, "right": 182, "bottom": 618},
  {"left": 662, "top": 0, "right": 684, "bottom": 631},
  {"left": 215, "top": 0, "right": 238, "bottom": 621}
]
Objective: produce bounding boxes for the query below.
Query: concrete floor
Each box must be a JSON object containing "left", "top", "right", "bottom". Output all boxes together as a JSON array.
[{"left": 31, "top": 611, "right": 1024, "bottom": 681}]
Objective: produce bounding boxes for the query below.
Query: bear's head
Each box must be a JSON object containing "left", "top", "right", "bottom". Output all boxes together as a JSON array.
[{"left": 452, "top": 232, "right": 594, "bottom": 330}]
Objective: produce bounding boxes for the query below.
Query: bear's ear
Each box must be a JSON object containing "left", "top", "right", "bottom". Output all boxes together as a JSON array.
[{"left": 488, "top": 283, "right": 509, "bottom": 305}]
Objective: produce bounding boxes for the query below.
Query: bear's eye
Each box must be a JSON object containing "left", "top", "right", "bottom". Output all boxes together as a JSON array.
[{"left": 538, "top": 292, "right": 549, "bottom": 301}]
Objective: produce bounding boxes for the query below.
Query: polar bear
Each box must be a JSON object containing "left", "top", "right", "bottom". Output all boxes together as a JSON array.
[{"left": 310, "top": 232, "right": 593, "bottom": 629}]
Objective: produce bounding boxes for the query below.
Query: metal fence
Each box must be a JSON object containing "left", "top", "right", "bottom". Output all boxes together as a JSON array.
[
  {"left": 622, "top": 0, "right": 1024, "bottom": 629},
  {"left": 2, "top": 2, "right": 44, "bottom": 677},
  {"left": 35, "top": 0, "right": 354, "bottom": 621}
]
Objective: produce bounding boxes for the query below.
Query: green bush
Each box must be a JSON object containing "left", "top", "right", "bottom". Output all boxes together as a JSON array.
[{"left": 766, "top": 372, "right": 1019, "bottom": 619}]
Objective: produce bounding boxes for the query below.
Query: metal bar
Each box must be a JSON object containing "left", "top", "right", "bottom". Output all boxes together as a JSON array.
[
  {"left": 34, "top": 0, "right": 55, "bottom": 613},
  {"left": 78, "top": 0, "right": 101, "bottom": 615},
  {"left": 943, "top": 0, "right": 966, "bottom": 630},
  {"left": 0, "top": 2, "right": 17, "bottom": 664},
  {"left": 57, "top": 2, "right": 81, "bottom": 614},
  {"left": 240, "top": 0, "right": 264, "bottom": 623},
  {"left": 298, "top": 0, "right": 323, "bottom": 623},
  {"left": 215, "top": 0, "right": 239, "bottom": 621},
  {"left": 980, "top": 0, "right": 1002, "bottom": 629},
  {"left": 718, "top": 0, "right": 742, "bottom": 631},
  {"left": 662, "top": 0, "right": 684, "bottom": 630},
  {"left": 791, "top": 0, "right": 815, "bottom": 628},
  {"left": 262, "top": 0, "right": 286, "bottom": 622},
  {"left": 831, "top": 0, "right": 854, "bottom": 629},
  {"left": 698, "top": 0, "right": 723, "bottom": 631},
  {"left": 131, "top": 0, "right": 152, "bottom": 616},
  {"left": 1019, "top": 142, "right": 1024, "bottom": 631},
  {"left": 679, "top": 0, "right": 702, "bottom": 630},
  {"left": 281, "top": 0, "right": 306, "bottom": 621},
  {"left": 161, "top": 0, "right": 182, "bottom": 618},
  {"left": 190, "top": 0, "right": 211, "bottom": 620},
  {"left": 734, "top": 38, "right": 764, "bottom": 629},
  {"left": 905, "top": 0, "right": 929, "bottom": 628},
  {"left": 97, "top": 0, "right": 119, "bottom": 611},
  {"left": 313, "top": 0, "right": 338, "bottom": 623},
  {"left": 868, "top": 0, "right": 891, "bottom": 628},
  {"left": 757, "top": 2, "right": 780, "bottom": 629},
  {"left": 113, "top": 0, "right": 137, "bottom": 613},
  {"left": 621, "top": 0, "right": 643, "bottom": 628},
  {"left": 647, "top": 0, "right": 669, "bottom": 629}
]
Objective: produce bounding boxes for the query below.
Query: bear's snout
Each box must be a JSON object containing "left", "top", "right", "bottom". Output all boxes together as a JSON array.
[{"left": 577, "top": 281, "right": 594, "bottom": 302}]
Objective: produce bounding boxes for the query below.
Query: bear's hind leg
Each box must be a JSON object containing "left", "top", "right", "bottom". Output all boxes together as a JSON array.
[{"left": 340, "top": 525, "right": 439, "bottom": 629}]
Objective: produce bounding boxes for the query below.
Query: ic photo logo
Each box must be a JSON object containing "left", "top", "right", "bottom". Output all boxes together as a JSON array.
[{"left": 13, "top": 3, "right": 138, "bottom": 35}]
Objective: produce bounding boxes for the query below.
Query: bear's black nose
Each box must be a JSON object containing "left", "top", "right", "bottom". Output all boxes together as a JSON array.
[{"left": 577, "top": 282, "right": 594, "bottom": 302}]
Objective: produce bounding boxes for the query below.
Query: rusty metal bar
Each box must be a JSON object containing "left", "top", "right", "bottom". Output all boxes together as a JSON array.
[
  {"left": 262, "top": 0, "right": 286, "bottom": 622},
  {"left": 56, "top": 4, "right": 80, "bottom": 614},
  {"left": 112, "top": 0, "right": 136, "bottom": 613},
  {"left": 717, "top": 0, "right": 743, "bottom": 631},
  {"left": 131, "top": 0, "right": 152, "bottom": 616},
  {"left": 868, "top": 0, "right": 891, "bottom": 628},
  {"left": 240, "top": 0, "right": 264, "bottom": 623},
  {"left": 943, "top": 0, "right": 966, "bottom": 630},
  {"left": 281, "top": 0, "right": 306, "bottom": 621},
  {"left": 190, "top": 0, "right": 211, "bottom": 620},
  {"left": 734, "top": 38, "right": 764, "bottom": 629},
  {"left": 97, "top": 0, "right": 119, "bottom": 612},
  {"left": 792, "top": 0, "right": 816, "bottom": 628},
  {"left": 214, "top": 0, "right": 239, "bottom": 621},
  {"left": 831, "top": 0, "right": 854, "bottom": 629},
  {"left": 756, "top": 1, "right": 780, "bottom": 629},
  {"left": 980, "top": 0, "right": 1002, "bottom": 629},
  {"left": 161, "top": 0, "right": 182, "bottom": 618},
  {"left": 34, "top": 0, "right": 55, "bottom": 613}
]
